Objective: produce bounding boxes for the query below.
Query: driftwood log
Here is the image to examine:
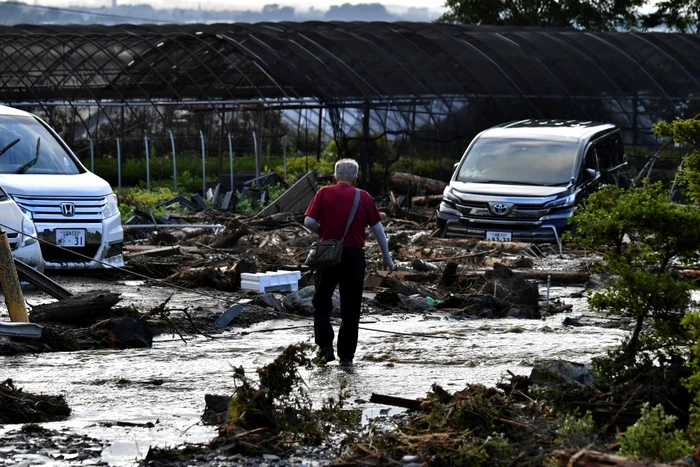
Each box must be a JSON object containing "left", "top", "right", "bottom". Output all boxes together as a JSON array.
[
  {"left": 411, "top": 194, "right": 444, "bottom": 207},
  {"left": 389, "top": 172, "right": 447, "bottom": 196},
  {"left": 370, "top": 393, "right": 422, "bottom": 411},
  {"left": 552, "top": 448, "right": 676, "bottom": 466},
  {"left": 376, "top": 269, "right": 590, "bottom": 285},
  {"left": 30, "top": 290, "right": 121, "bottom": 325}
]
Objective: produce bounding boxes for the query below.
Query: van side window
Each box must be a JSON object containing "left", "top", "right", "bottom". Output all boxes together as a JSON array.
[
  {"left": 611, "top": 132, "right": 624, "bottom": 167},
  {"left": 585, "top": 145, "right": 599, "bottom": 171},
  {"left": 596, "top": 137, "right": 613, "bottom": 171},
  {"left": 578, "top": 144, "right": 599, "bottom": 184}
]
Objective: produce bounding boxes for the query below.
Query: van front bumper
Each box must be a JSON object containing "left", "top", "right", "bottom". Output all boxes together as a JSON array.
[
  {"left": 437, "top": 207, "right": 571, "bottom": 243},
  {"left": 12, "top": 241, "right": 44, "bottom": 273},
  {"left": 35, "top": 213, "right": 124, "bottom": 269}
]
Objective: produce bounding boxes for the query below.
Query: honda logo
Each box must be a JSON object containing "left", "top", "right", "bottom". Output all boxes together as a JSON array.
[
  {"left": 490, "top": 202, "right": 512, "bottom": 216},
  {"left": 60, "top": 202, "right": 75, "bottom": 217}
]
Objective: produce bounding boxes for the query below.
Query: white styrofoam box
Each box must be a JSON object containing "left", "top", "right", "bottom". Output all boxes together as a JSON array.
[
  {"left": 240, "top": 270, "right": 302, "bottom": 293},
  {"left": 240, "top": 280, "right": 299, "bottom": 293}
]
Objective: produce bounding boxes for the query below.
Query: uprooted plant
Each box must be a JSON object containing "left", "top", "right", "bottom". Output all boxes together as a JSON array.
[{"left": 211, "top": 343, "right": 360, "bottom": 455}]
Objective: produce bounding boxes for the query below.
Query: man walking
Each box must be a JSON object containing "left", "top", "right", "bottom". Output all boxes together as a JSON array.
[{"left": 304, "top": 159, "right": 395, "bottom": 367}]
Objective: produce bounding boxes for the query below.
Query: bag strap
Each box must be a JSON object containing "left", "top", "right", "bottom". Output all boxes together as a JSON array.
[{"left": 340, "top": 188, "right": 361, "bottom": 241}]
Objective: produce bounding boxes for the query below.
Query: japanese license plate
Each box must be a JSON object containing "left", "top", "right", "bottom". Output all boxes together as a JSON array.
[
  {"left": 56, "top": 229, "right": 86, "bottom": 247},
  {"left": 486, "top": 231, "right": 512, "bottom": 242}
]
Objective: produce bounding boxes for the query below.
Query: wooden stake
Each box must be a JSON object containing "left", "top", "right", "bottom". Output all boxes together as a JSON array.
[{"left": 0, "top": 230, "right": 28, "bottom": 322}]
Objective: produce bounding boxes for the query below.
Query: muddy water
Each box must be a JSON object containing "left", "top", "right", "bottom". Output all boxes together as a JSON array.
[{"left": 0, "top": 276, "right": 626, "bottom": 466}]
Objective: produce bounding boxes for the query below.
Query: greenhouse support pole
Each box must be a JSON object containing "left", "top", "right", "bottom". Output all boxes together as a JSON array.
[
  {"left": 89, "top": 138, "right": 95, "bottom": 172},
  {"left": 283, "top": 136, "right": 287, "bottom": 183},
  {"left": 252, "top": 131, "right": 258, "bottom": 178},
  {"left": 200, "top": 130, "right": 206, "bottom": 198},
  {"left": 169, "top": 129, "right": 177, "bottom": 192},
  {"left": 228, "top": 132, "right": 234, "bottom": 193},
  {"left": 256, "top": 109, "right": 264, "bottom": 178},
  {"left": 316, "top": 107, "right": 323, "bottom": 161},
  {"left": 116, "top": 138, "right": 122, "bottom": 193},
  {"left": 144, "top": 135, "right": 150, "bottom": 191}
]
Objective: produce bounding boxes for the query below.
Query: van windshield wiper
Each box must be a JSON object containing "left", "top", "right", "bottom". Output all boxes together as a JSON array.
[
  {"left": 0, "top": 138, "right": 20, "bottom": 159},
  {"left": 472, "top": 179, "right": 551, "bottom": 186},
  {"left": 15, "top": 137, "right": 40, "bottom": 174}
]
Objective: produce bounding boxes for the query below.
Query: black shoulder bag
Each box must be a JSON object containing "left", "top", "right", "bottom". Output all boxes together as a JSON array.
[{"left": 304, "top": 188, "right": 360, "bottom": 270}]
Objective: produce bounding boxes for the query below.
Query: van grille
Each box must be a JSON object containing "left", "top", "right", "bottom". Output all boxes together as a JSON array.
[
  {"left": 13, "top": 195, "right": 105, "bottom": 222},
  {"left": 41, "top": 244, "right": 100, "bottom": 264}
]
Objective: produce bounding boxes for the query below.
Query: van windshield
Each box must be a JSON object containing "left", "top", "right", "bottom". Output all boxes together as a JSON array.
[
  {"left": 0, "top": 115, "right": 81, "bottom": 175},
  {"left": 457, "top": 137, "right": 578, "bottom": 186}
]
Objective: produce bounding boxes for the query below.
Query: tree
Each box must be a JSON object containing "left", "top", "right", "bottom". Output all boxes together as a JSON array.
[
  {"left": 653, "top": 118, "right": 700, "bottom": 202},
  {"left": 643, "top": 0, "right": 700, "bottom": 32},
  {"left": 570, "top": 182, "right": 700, "bottom": 363},
  {"left": 437, "top": 0, "right": 645, "bottom": 31}
]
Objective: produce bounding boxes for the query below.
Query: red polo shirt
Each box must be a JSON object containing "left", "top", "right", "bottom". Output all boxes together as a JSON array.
[{"left": 305, "top": 183, "right": 382, "bottom": 247}]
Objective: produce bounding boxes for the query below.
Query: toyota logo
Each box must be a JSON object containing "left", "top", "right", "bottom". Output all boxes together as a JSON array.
[
  {"left": 60, "top": 202, "right": 75, "bottom": 217},
  {"left": 491, "top": 203, "right": 510, "bottom": 216}
]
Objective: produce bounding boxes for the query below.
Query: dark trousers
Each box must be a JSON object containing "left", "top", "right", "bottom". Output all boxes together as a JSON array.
[{"left": 312, "top": 246, "right": 366, "bottom": 360}]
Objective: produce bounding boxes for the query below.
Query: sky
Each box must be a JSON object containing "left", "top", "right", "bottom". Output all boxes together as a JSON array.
[{"left": 16, "top": 0, "right": 448, "bottom": 13}]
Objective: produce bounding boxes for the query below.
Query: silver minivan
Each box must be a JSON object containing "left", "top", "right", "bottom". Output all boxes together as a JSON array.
[
  {"left": 0, "top": 105, "right": 123, "bottom": 269},
  {"left": 437, "top": 120, "right": 626, "bottom": 243}
]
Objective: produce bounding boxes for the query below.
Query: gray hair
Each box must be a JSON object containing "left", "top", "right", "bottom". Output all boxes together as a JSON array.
[{"left": 334, "top": 158, "right": 359, "bottom": 182}]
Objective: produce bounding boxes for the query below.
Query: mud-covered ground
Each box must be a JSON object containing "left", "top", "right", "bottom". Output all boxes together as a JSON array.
[
  {"left": 0, "top": 272, "right": 628, "bottom": 465},
  {"left": 0, "top": 211, "right": 638, "bottom": 465}
]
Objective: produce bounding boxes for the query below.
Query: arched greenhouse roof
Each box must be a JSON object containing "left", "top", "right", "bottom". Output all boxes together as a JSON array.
[{"left": 0, "top": 21, "right": 696, "bottom": 106}]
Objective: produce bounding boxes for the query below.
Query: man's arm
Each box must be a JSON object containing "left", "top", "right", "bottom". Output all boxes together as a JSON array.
[
  {"left": 371, "top": 222, "right": 395, "bottom": 270},
  {"left": 304, "top": 216, "right": 320, "bottom": 234}
]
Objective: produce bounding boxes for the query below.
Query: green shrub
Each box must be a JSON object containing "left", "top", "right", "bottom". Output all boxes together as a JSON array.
[
  {"left": 267, "top": 155, "right": 334, "bottom": 183},
  {"left": 617, "top": 403, "right": 691, "bottom": 462},
  {"left": 654, "top": 118, "right": 700, "bottom": 203},
  {"left": 557, "top": 411, "right": 597, "bottom": 448},
  {"left": 682, "top": 311, "right": 700, "bottom": 441},
  {"left": 117, "top": 187, "right": 186, "bottom": 222},
  {"left": 457, "top": 433, "right": 513, "bottom": 467}
]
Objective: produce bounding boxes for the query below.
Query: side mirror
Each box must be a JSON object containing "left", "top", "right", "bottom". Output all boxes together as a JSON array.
[{"left": 585, "top": 168, "right": 597, "bottom": 180}]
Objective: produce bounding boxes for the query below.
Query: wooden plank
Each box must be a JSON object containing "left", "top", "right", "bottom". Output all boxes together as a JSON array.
[{"left": 258, "top": 172, "right": 318, "bottom": 217}]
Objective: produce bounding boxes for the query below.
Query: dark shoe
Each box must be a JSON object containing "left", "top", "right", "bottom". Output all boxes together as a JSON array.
[
  {"left": 339, "top": 358, "right": 353, "bottom": 367},
  {"left": 319, "top": 346, "right": 335, "bottom": 363}
]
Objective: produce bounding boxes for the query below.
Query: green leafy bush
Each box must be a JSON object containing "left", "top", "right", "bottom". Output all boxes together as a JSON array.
[
  {"left": 267, "top": 155, "right": 334, "bottom": 183},
  {"left": 617, "top": 403, "right": 691, "bottom": 462},
  {"left": 117, "top": 187, "right": 180, "bottom": 223},
  {"left": 557, "top": 411, "right": 597, "bottom": 448},
  {"left": 654, "top": 118, "right": 700, "bottom": 203},
  {"left": 682, "top": 312, "right": 700, "bottom": 441},
  {"left": 569, "top": 182, "right": 700, "bottom": 363}
]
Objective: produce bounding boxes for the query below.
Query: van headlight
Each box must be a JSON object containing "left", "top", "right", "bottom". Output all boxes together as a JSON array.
[
  {"left": 20, "top": 214, "right": 37, "bottom": 247},
  {"left": 443, "top": 186, "right": 460, "bottom": 203},
  {"left": 544, "top": 194, "right": 576, "bottom": 209},
  {"left": 19, "top": 207, "right": 33, "bottom": 220},
  {"left": 102, "top": 193, "right": 120, "bottom": 219}
]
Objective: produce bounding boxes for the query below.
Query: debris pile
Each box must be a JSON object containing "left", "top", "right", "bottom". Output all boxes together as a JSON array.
[{"left": 0, "top": 379, "right": 70, "bottom": 423}]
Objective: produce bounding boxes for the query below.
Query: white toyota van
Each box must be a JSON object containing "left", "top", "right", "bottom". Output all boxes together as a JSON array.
[{"left": 0, "top": 105, "right": 123, "bottom": 269}]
